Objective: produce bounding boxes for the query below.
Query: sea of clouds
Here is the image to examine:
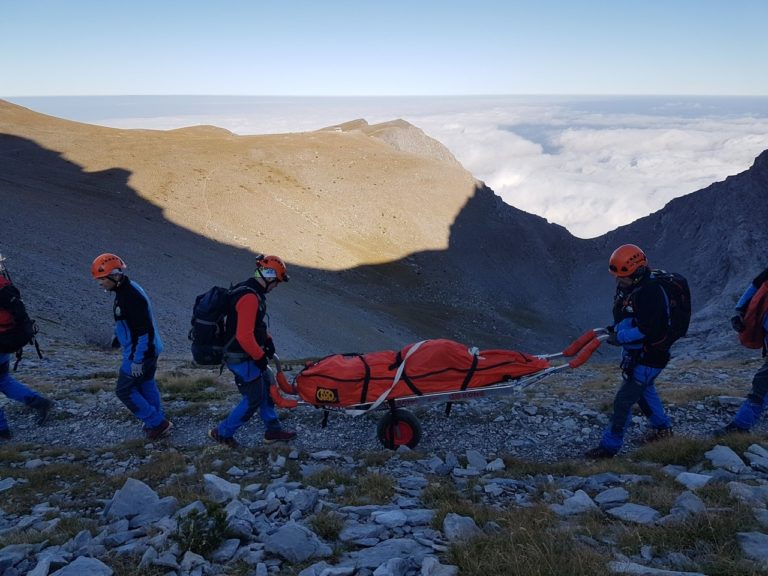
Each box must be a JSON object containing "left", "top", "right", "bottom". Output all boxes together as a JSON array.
[{"left": 10, "top": 95, "right": 768, "bottom": 238}]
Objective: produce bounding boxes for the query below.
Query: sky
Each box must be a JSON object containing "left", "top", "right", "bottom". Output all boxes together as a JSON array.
[
  {"left": 2, "top": 2, "right": 768, "bottom": 238},
  {"left": 2, "top": 0, "right": 767, "bottom": 97}
]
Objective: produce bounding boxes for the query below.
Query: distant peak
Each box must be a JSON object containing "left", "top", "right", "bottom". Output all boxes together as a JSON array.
[{"left": 320, "top": 118, "right": 460, "bottom": 165}]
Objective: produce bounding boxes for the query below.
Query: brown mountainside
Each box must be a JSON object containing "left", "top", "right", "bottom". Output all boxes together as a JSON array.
[{"left": 1, "top": 99, "right": 766, "bottom": 360}]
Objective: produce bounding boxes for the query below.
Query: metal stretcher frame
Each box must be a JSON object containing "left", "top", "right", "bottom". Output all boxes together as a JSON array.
[{"left": 269, "top": 328, "right": 609, "bottom": 449}]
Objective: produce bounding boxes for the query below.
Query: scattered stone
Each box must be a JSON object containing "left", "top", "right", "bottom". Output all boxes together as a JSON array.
[
  {"left": 705, "top": 445, "right": 750, "bottom": 474},
  {"left": 606, "top": 503, "right": 661, "bottom": 525},
  {"left": 551, "top": 490, "right": 599, "bottom": 516},
  {"left": 264, "top": 523, "right": 332, "bottom": 563},
  {"left": 674, "top": 472, "right": 712, "bottom": 490},
  {"left": 608, "top": 560, "right": 706, "bottom": 575},
  {"left": 442, "top": 513, "right": 481, "bottom": 542},
  {"left": 737, "top": 531, "right": 768, "bottom": 565}
]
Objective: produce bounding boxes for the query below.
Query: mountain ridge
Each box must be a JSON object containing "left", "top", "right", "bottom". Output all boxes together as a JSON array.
[{"left": 0, "top": 99, "right": 764, "bottom": 361}]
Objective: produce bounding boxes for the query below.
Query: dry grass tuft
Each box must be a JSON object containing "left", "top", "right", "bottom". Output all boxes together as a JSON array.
[
  {"left": 633, "top": 435, "right": 716, "bottom": 467},
  {"left": 309, "top": 509, "right": 344, "bottom": 541},
  {"left": 616, "top": 505, "right": 760, "bottom": 575},
  {"left": 159, "top": 374, "right": 225, "bottom": 402},
  {"left": 449, "top": 505, "right": 607, "bottom": 576}
]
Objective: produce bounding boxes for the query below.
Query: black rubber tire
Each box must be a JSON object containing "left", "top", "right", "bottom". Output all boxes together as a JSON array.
[{"left": 376, "top": 408, "right": 422, "bottom": 449}]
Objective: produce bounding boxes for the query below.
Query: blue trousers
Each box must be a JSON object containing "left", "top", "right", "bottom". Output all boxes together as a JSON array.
[
  {"left": 600, "top": 360, "right": 671, "bottom": 453},
  {"left": 732, "top": 357, "right": 768, "bottom": 430},
  {"left": 0, "top": 355, "right": 47, "bottom": 432},
  {"left": 216, "top": 360, "right": 280, "bottom": 438},
  {"left": 116, "top": 357, "right": 166, "bottom": 429}
]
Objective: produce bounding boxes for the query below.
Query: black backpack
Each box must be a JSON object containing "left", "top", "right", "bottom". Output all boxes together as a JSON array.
[
  {"left": 650, "top": 270, "right": 692, "bottom": 349},
  {"left": 188, "top": 285, "right": 255, "bottom": 365},
  {"left": 0, "top": 278, "right": 41, "bottom": 363}
]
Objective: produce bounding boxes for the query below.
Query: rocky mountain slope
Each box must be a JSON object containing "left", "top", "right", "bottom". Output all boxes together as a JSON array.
[
  {"left": 3, "top": 99, "right": 768, "bottom": 575},
  {"left": 1, "top": 99, "right": 766, "bottom": 361}
]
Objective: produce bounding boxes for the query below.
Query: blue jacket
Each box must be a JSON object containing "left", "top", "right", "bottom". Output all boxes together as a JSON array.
[
  {"left": 113, "top": 277, "right": 163, "bottom": 364},
  {"left": 611, "top": 270, "right": 671, "bottom": 367}
]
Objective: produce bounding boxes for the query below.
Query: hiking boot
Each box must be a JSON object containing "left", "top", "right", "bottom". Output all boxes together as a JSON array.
[
  {"left": 145, "top": 419, "right": 173, "bottom": 441},
  {"left": 0, "top": 429, "right": 12, "bottom": 440},
  {"left": 713, "top": 422, "right": 749, "bottom": 437},
  {"left": 35, "top": 399, "right": 54, "bottom": 426},
  {"left": 584, "top": 446, "right": 617, "bottom": 459},
  {"left": 264, "top": 429, "right": 297, "bottom": 443},
  {"left": 640, "top": 426, "right": 674, "bottom": 444},
  {"left": 208, "top": 428, "right": 239, "bottom": 449}
]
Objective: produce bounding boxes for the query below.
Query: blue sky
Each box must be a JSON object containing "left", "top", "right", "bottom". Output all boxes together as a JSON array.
[{"left": 2, "top": 0, "right": 767, "bottom": 96}]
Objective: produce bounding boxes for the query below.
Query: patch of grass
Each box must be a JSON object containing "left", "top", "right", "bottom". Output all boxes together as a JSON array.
[
  {"left": 449, "top": 505, "right": 607, "bottom": 576},
  {"left": 134, "top": 450, "right": 189, "bottom": 484},
  {"left": 617, "top": 505, "right": 760, "bottom": 573},
  {"left": 500, "top": 456, "right": 642, "bottom": 478},
  {"left": 711, "top": 432, "right": 764, "bottom": 454},
  {"left": 360, "top": 451, "right": 392, "bottom": 467},
  {"left": 422, "top": 480, "right": 493, "bottom": 528},
  {"left": 309, "top": 509, "right": 344, "bottom": 541},
  {"left": 0, "top": 528, "right": 49, "bottom": 547},
  {"left": 107, "top": 438, "right": 149, "bottom": 460},
  {"left": 81, "top": 382, "right": 113, "bottom": 394},
  {"left": 109, "top": 554, "right": 167, "bottom": 576},
  {"left": 303, "top": 468, "right": 355, "bottom": 489},
  {"left": 664, "top": 385, "right": 734, "bottom": 405},
  {"left": 633, "top": 436, "right": 714, "bottom": 467},
  {"left": 172, "top": 504, "right": 230, "bottom": 557},
  {"left": 395, "top": 448, "right": 427, "bottom": 462},
  {"left": 696, "top": 483, "right": 736, "bottom": 508},
  {"left": 68, "top": 370, "right": 118, "bottom": 381},
  {"left": 624, "top": 473, "right": 680, "bottom": 513},
  {"left": 46, "top": 517, "right": 100, "bottom": 546},
  {"left": 159, "top": 375, "right": 225, "bottom": 402},
  {"left": 342, "top": 472, "right": 395, "bottom": 506},
  {"left": 2, "top": 461, "right": 111, "bottom": 515}
]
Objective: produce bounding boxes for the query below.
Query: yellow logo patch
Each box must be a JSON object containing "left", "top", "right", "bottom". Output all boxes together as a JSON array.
[{"left": 315, "top": 387, "right": 339, "bottom": 404}]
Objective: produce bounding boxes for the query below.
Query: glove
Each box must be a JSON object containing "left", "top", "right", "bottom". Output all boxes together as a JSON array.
[
  {"left": 255, "top": 355, "right": 269, "bottom": 372},
  {"left": 606, "top": 331, "right": 621, "bottom": 346},
  {"left": 731, "top": 314, "right": 746, "bottom": 333},
  {"left": 263, "top": 338, "right": 276, "bottom": 359},
  {"left": 130, "top": 362, "right": 144, "bottom": 377}
]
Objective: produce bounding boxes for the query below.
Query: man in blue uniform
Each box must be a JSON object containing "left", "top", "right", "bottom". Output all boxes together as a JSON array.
[
  {"left": 91, "top": 253, "right": 171, "bottom": 440},
  {"left": 716, "top": 267, "right": 768, "bottom": 435},
  {"left": 586, "top": 244, "right": 675, "bottom": 459}
]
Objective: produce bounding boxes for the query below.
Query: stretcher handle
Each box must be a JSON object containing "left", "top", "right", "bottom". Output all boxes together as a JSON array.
[
  {"left": 269, "top": 383, "right": 298, "bottom": 408},
  {"left": 267, "top": 355, "right": 299, "bottom": 408},
  {"left": 567, "top": 337, "right": 602, "bottom": 368},
  {"left": 562, "top": 329, "right": 597, "bottom": 357},
  {"left": 271, "top": 355, "right": 298, "bottom": 394}
]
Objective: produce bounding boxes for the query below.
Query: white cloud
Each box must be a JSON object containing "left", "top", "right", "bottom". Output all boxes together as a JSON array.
[{"left": 94, "top": 97, "right": 768, "bottom": 238}]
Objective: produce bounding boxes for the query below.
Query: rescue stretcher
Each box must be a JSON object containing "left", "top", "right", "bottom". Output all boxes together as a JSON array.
[{"left": 266, "top": 329, "right": 608, "bottom": 449}]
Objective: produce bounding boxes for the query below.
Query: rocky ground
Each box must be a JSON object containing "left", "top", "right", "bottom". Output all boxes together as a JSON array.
[{"left": 3, "top": 343, "right": 768, "bottom": 576}]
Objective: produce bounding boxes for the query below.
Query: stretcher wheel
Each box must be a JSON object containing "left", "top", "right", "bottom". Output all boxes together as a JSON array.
[{"left": 377, "top": 409, "right": 422, "bottom": 449}]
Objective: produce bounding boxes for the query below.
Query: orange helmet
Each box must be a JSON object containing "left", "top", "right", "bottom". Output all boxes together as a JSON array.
[
  {"left": 91, "top": 253, "right": 126, "bottom": 279},
  {"left": 608, "top": 244, "right": 647, "bottom": 277},
  {"left": 256, "top": 255, "right": 289, "bottom": 282}
]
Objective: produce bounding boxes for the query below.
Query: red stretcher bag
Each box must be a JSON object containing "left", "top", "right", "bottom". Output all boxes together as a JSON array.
[{"left": 294, "top": 338, "right": 550, "bottom": 408}]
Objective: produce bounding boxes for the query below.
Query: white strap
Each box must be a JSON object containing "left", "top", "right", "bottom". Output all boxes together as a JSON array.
[{"left": 345, "top": 340, "right": 428, "bottom": 416}]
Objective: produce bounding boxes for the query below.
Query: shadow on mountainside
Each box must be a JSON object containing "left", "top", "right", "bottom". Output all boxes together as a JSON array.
[{"left": 1, "top": 134, "right": 584, "bottom": 359}]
